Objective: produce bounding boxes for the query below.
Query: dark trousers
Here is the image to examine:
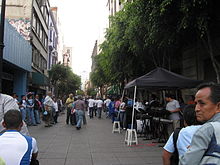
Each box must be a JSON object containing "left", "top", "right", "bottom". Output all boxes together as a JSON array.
[
  {"left": 71, "top": 113, "right": 77, "bottom": 125},
  {"left": 53, "top": 112, "right": 59, "bottom": 123},
  {"left": 89, "top": 107, "right": 94, "bottom": 118},
  {"left": 66, "top": 107, "right": 72, "bottom": 124}
]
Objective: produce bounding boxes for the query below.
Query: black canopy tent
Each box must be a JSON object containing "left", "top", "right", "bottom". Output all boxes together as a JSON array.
[
  {"left": 123, "top": 67, "right": 203, "bottom": 144},
  {"left": 125, "top": 67, "right": 203, "bottom": 89}
]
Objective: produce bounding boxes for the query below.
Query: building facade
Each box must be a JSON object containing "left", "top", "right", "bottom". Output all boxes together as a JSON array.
[
  {"left": 2, "top": 21, "right": 32, "bottom": 96},
  {"left": 48, "top": 7, "right": 58, "bottom": 70},
  {"left": 5, "top": 0, "right": 53, "bottom": 95}
]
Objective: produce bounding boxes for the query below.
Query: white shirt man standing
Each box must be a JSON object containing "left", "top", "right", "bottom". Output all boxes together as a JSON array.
[{"left": 165, "top": 94, "right": 180, "bottom": 135}]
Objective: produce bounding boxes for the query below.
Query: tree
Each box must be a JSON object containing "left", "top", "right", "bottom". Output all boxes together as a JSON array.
[
  {"left": 178, "top": 0, "right": 220, "bottom": 82},
  {"left": 48, "top": 64, "right": 81, "bottom": 96}
]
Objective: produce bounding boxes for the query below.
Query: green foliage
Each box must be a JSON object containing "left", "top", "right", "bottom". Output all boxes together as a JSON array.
[
  {"left": 76, "top": 89, "right": 84, "bottom": 96},
  {"left": 86, "top": 88, "right": 97, "bottom": 97},
  {"left": 91, "top": 0, "right": 220, "bottom": 88},
  {"left": 48, "top": 64, "right": 81, "bottom": 96}
]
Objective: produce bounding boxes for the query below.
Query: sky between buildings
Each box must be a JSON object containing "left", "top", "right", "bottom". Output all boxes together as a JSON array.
[{"left": 50, "top": 0, "right": 109, "bottom": 81}]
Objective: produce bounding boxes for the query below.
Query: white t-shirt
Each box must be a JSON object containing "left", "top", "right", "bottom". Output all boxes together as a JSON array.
[
  {"left": 54, "top": 102, "right": 59, "bottom": 112},
  {"left": 166, "top": 100, "right": 180, "bottom": 120},
  {"left": 104, "top": 99, "right": 111, "bottom": 107},
  {"left": 0, "top": 131, "right": 38, "bottom": 165},
  {"left": 88, "top": 99, "right": 95, "bottom": 107},
  {"left": 96, "top": 100, "right": 103, "bottom": 108}
]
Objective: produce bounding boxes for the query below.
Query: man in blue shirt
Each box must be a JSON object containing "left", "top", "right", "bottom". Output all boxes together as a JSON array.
[
  {"left": 163, "top": 104, "right": 201, "bottom": 165},
  {"left": 179, "top": 83, "right": 220, "bottom": 165}
]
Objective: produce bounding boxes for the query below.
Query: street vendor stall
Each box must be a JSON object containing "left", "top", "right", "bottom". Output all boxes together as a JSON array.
[{"left": 124, "top": 67, "right": 203, "bottom": 145}]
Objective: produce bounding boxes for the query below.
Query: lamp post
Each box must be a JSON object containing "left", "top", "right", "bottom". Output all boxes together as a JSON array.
[{"left": 0, "top": 0, "right": 6, "bottom": 92}]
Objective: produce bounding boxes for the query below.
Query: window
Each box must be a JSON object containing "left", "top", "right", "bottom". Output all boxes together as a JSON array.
[
  {"left": 32, "top": 12, "right": 37, "bottom": 30},
  {"left": 39, "top": 25, "right": 42, "bottom": 40},
  {"left": 45, "top": 35, "right": 48, "bottom": 49},
  {"left": 37, "top": 19, "right": 40, "bottom": 35}
]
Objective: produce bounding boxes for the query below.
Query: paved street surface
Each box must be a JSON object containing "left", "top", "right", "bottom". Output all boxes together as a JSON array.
[{"left": 29, "top": 112, "right": 163, "bottom": 165}]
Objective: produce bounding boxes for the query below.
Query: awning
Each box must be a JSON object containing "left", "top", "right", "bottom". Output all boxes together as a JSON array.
[{"left": 32, "top": 72, "right": 49, "bottom": 86}]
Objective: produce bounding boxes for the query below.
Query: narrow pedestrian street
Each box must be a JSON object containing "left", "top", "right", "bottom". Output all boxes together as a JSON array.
[{"left": 29, "top": 113, "right": 163, "bottom": 165}]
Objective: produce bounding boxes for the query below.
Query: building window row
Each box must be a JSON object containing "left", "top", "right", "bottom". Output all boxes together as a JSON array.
[
  {"left": 33, "top": 48, "right": 47, "bottom": 73},
  {"left": 32, "top": 11, "right": 48, "bottom": 49}
]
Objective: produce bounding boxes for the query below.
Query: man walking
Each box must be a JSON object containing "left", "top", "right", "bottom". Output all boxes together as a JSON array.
[
  {"left": 43, "top": 91, "right": 54, "bottom": 127},
  {"left": 179, "top": 83, "right": 220, "bottom": 164},
  {"left": 96, "top": 97, "right": 103, "bottom": 118},
  {"left": 73, "top": 96, "right": 86, "bottom": 130},
  {"left": 88, "top": 96, "right": 95, "bottom": 118},
  {"left": 65, "top": 93, "right": 74, "bottom": 125}
]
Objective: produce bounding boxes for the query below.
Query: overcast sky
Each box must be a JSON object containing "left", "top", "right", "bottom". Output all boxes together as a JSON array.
[{"left": 50, "top": 0, "right": 108, "bottom": 80}]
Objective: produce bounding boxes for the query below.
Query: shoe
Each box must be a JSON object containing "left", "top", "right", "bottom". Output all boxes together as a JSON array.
[{"left": 76, "top": 127, "right": 81, "bottom": 130}]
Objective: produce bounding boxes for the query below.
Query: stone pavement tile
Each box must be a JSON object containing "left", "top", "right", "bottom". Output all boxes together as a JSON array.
[
  {"left": 67, "top": 151, "right": 92, "bottom": 159},
  {"left": 117, "top": 157, "right": 146, "bottom": 165},
  {"left": 40, "top": 152, "right": 67, "bottom": 159},
  {"left": 39, "top": 158, "right": 65, "bottom": 165},
  {"left": 46, "top": 146, "right": 69, "bottom": 153},
  {"left": 65, "top": 158, "right": 92, "bottom": 165},
  {"left": 92, "top": 158, "right": 120, "bottom": 165},
  {"left": 67, "top": 145, "right": 91, "bottom": 153},
  {"left": 92, "top": 152, "right": 115, "bottom": 159},
  {"left": 114, "top": 152, "right": 139, "bottom": 158},
  {"left": 142, "top": 157, "right": 162, "bottom": 164}
]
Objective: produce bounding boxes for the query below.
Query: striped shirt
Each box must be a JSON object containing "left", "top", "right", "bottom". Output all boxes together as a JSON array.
[
  {"left": 0, "top": 94, "right": 29, "bottom": 135},
  {"left": 44, "top": 95, "right": 54, "bottom": 107}
]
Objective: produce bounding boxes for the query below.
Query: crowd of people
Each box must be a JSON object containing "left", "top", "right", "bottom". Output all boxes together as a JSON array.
[{"left": 1, "top": 82, "right": 220, "bottom": 164}]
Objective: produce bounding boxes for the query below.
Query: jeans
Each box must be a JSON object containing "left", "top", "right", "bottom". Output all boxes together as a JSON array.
[
  {"left": 119, "top": 111, "right": 126, "bottom": 128},
  {"left": 97, "top": 107, "right": 102, "bottom": 118},
  {"left": 20, "top": 108, "right": 26, "bottom": 121},
  {"left": 27, "top": 107, "right": 36, "bottom": 125},
  {"left": 75, "top": 110, "right": 84, "bottom": 128},
  {"left": 89, "top": 107, "right": 94, "bottom": 118},
  {"left": 34, "top": 109, "right": 41, "bottom": 124}
]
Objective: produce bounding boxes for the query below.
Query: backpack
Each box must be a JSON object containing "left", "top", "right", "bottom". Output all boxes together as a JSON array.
[{"left": 170, "top": 127, "right": 182, "bottom": 165}]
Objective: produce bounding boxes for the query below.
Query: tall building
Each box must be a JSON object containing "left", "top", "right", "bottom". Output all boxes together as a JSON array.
[
  {"left": 91, "top": 40, "right": 98, "bottom": 72},
  {"left": 62, "top": 46, "right": 72, "bottom": 67},
  {"left": 5, "top": 0, "right": 52, "bottom": 94},
  {"left": 107, "top": 0, "right": 123, "bottom": 17},
  {"left": 48, "top": 7, "right": 58, "bottom": 70},
  {"left": 50, "top": 5, "right": 64, "bottom": 64}
]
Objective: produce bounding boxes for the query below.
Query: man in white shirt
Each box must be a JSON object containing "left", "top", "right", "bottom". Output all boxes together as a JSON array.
[
  {"left": 88, "top": 96, "right": 95, "bottom": 118},
  {"left": 43, "top": 91, "right": 54, "bottom": 127},
  {"left": 96, "top": 98, "right": 103, "bottom": 118},
  {"left": 0, "top": 110, "right": 38, "bottom": 165},
  {"left": 0, "top": 93, "right": 29, "bottom": 135},
  {"left": 104, "top": 97, "right": 111, "bottom": 117},
  {"left": 165, "top": 94, "right": 181, "bottom": 135}
]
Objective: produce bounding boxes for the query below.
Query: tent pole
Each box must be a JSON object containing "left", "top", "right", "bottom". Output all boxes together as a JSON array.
[
  {"left": 121, "top": 89, "right": 125, "bottom": 101},
  {"left": 131, "top": 86, "right": 137, "bottom": 130}
]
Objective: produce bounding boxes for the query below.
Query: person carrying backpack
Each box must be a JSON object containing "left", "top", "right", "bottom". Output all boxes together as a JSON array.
[{"left": 162, "top": 104, "right": 201, "bottom": 165}]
